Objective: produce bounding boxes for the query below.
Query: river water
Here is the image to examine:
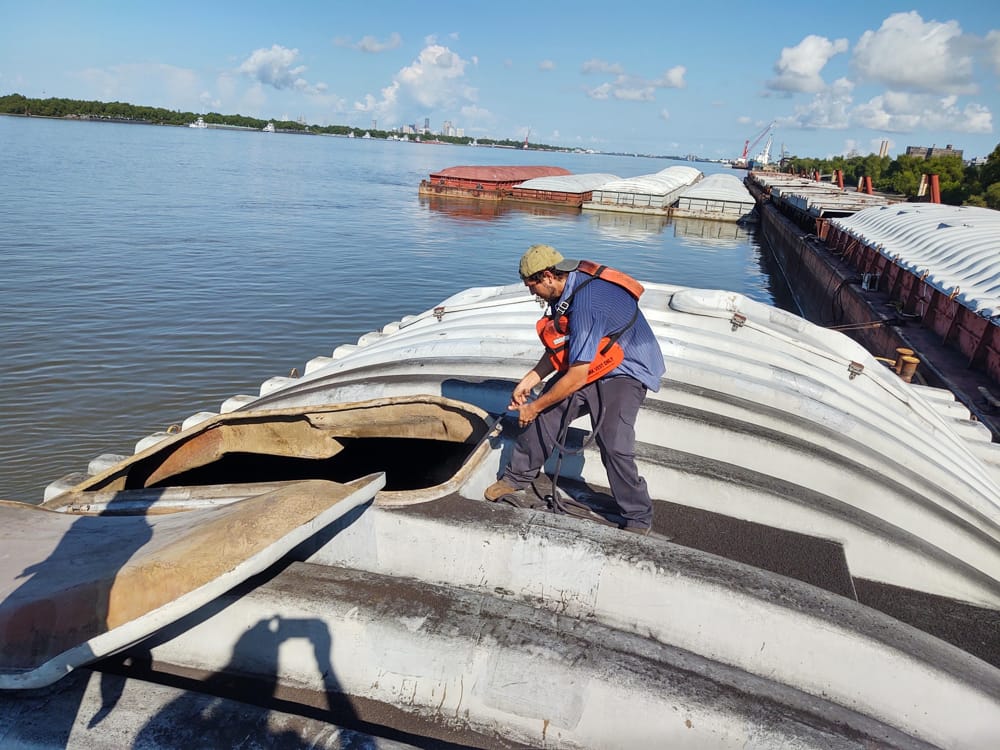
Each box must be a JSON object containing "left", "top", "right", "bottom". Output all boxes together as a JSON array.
[{"left": 1, "top": 115, "right": 790, "bottom": 502}]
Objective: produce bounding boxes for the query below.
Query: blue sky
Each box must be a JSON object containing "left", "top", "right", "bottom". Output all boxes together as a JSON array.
[{"left": 2, "top": 1, "right": 998, "bottom": 160}]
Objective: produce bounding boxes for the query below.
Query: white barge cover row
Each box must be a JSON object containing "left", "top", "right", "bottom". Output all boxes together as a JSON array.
[
  {"left": 830, "top": 203, "right": 1000, "bottom": 317},
  {"left": 514, "top": 173, "right": 621, "bottom": 193},
  {"left": 674, "top": 173, "right": 755, "bottom": 220},
  {"left": 583, "top": 166, "right": 702, "bottom": 211}
]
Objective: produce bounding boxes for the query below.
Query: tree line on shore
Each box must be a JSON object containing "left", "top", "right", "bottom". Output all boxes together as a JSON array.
[
  {"left": 783, "top": 149, "right": 1000, "bottom": 209},
  {"left": 0, "top": 93, "right": 551, "bottom": 152},
  {"left": 3, "top": 93, "right": 998, "bottom": 207}
]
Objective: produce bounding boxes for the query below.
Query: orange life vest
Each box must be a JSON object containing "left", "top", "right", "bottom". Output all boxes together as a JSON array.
[{"left": 536, "top": 261, "right": 644, "bottom": 384}]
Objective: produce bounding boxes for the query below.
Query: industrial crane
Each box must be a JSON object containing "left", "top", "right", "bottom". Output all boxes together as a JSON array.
[
  {"left": 751, "top": 132, "right": 774, "bottom": 169},
  {"left": 735, "top": 121, "right": 774, "bottom": 168}
]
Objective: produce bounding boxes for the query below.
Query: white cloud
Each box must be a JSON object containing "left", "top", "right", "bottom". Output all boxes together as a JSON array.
[
  {"left": 586, "top": 82, "right": 612, "bottom": 100},
  {"left": 582, "top": 59, "right": 624, "bottom": 75},
  {"left": 775, "top": 63, "right": 993, "bottom": 138},
  {"left": 74, "top": 63, "right": 201, "bottom": 109},
  {"left": 241, "top": 82, "right": 268, "bottom": 114},
  {"left": 767, "top": 35, "right": 848, "bottom": 93},
  {"left": 353, "top": 93, "right": 378, "bottom": 113},
  {"left": 737, "top": 115, "right": 753, "bottom": 125},
  {"left": 354, "top": 44, "right": 477, "bottom": 126},
  {"left": 198, "top": 91, "right": 220, "bottom": 110},
  {"left": 397, "top": 45, "right": 474, "bottom": 107},
  {"left": 238, "top": 45, "right": 326, "bottom": 94},
  {"left": 852, "top": 12, "right": 976, "bottom": 94},
  {"left": 608, "top": 77, "right": 656, "bottom": 101},
  {"left": 332, "top": 32, "right": 403, "bottom": 53},
  {"left": 585, "top": 66, "right": 685, "bottom": 101},
  {"left": 539, "top": 60, "right": 556, "bottom": 72},
  {"left": 355, "top": 33, "right": 403, "bottom": 53},
  {"left": 460, "top": 104, "right": 492, "bottom": 123},
  {"left": 776, "top": 77, "right": 854, "bottom": 129},
  {"left": 660, "top": 109, "right": 670, "bottom": 122},
  {"left": 653, "top": 66, "right": 686, "bottom": 89},
  {"left": 987, "top": 30, "right": 1000, "bottom": 75},
  {"left": 852, "top": 91, "right": 993, "bottom": 133}
]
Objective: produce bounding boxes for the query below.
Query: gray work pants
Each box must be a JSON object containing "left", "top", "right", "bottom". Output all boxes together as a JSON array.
[{"left": 502, "top": 375, "right": 653, "bottom": 528}]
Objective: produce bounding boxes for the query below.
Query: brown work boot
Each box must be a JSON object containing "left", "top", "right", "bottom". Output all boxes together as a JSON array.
[{"left": 484, "top": 480, "right": 521, "bottom": 502}]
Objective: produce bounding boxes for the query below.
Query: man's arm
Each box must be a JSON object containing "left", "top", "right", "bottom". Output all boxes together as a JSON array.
[
  {"left": 509, "top": 355, "right": 555, "bottom": 409},
  {"left": 513, "top": 362, "right": 589, "bottom": 427}
]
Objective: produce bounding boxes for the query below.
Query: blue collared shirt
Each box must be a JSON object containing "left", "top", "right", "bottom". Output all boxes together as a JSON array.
[{"left": 552, "top": 270, "right": 666, "bottom": 392}]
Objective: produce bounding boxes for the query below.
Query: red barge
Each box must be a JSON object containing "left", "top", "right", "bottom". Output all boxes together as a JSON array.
[{"left": 417, "top": 165, "right": 571, "bottom": 201}]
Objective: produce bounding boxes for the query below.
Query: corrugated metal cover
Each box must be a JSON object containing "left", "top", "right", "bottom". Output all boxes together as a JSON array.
[
  {"left": 516, "top": 173, "right": 620, "bottom": 193},
  {"left": 595, "top": 166, "right": 702, "bottom": 196},
  {"left": 758, "top": 173, "right": 893, "bottom": 214},
  {"left": 830, "top": 204, "right": 1000, "bottom": 316},
  {"left": 657, "top": 166, "right": 703, "bottom": 183},
  {"left": 428, "top": 166, "right": 571, "bottom": 181},
  {"left": 678, "top": 174, "right": 754, "bottom": 203}
]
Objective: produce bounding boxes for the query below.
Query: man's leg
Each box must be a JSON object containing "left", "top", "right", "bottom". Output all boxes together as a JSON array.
[
  {"left": 502, "top": 390, "right": 581, "bottom": 486},
  {"left": 590, "top": 377, "right": 652, "bottom": 529}
]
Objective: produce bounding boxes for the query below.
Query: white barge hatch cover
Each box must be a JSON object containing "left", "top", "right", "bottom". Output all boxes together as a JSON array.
[
  {"left": 830, "top": 204, "right": 1000, "bottom": 317},
  {"left": 514, "top": 173, "right": 620, "bottom": 193}
]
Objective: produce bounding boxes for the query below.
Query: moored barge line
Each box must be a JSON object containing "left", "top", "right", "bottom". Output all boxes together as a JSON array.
[
  {"left": 749, "top": 171, "right": 1000, "bottom": 440},
  {"left": 419, "top": 165, "right": 753, "bottom": 222}
]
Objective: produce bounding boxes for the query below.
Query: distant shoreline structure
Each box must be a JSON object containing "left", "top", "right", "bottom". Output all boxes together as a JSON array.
[
  {"left": 0, "top": 96, "right": 728, "bottom": 163},
  {"left": 0, "top": 113, "right": 731, "bottom": 163}
]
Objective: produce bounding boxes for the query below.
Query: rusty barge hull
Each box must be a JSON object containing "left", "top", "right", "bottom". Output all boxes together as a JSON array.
[
  {"left": 417, "top": 165, "right": 571, "bottom": 201},
  {"left": 505, "top": 186, "right": 592, "bottom": 206},
  {"left": 827, "top": 226, "right": 1000, "bottom": 381},
  {"left": 750, "top": 172, "right": 1000, "bottom": 436}
]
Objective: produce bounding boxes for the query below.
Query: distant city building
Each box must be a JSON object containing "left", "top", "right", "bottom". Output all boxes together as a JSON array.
[
  {"left": 442, "top": 120, "right": 453, "bottom": 136},
  {"left": 906, "top": 144, "right": 964, "bottom": 160},
  {"left": 423, "top": 117, "right": 430, "bottom": 134},
  {"left": 372, "top": 119, "right": 377, "bottom": 131},
  {"left": 456, "top": 128, "right": 464, "bottom": 138}
]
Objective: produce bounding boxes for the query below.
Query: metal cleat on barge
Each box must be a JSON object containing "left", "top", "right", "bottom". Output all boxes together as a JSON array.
[{"left": 2, "top": 280, "right": 1000, "bottom": 748}]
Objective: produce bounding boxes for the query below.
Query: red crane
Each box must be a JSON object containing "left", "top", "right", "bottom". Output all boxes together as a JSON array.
[{"left": 739, "top": 122, "right": 774, "bottom": 163}]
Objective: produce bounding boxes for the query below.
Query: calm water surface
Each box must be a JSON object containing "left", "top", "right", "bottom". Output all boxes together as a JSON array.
[{"left": 1, "top": 115, "right": 788, "bottom": 501}]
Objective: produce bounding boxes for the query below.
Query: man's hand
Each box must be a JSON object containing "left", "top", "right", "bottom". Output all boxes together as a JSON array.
[
  {"left": 515, "top": 400, "right": 541, "bottom": 427},
  {"left": 508, "top": 371, "right": 541, "bottom": 411},
  {"left": 511, "top": 363, "right": 590, "bottom": 428}
]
